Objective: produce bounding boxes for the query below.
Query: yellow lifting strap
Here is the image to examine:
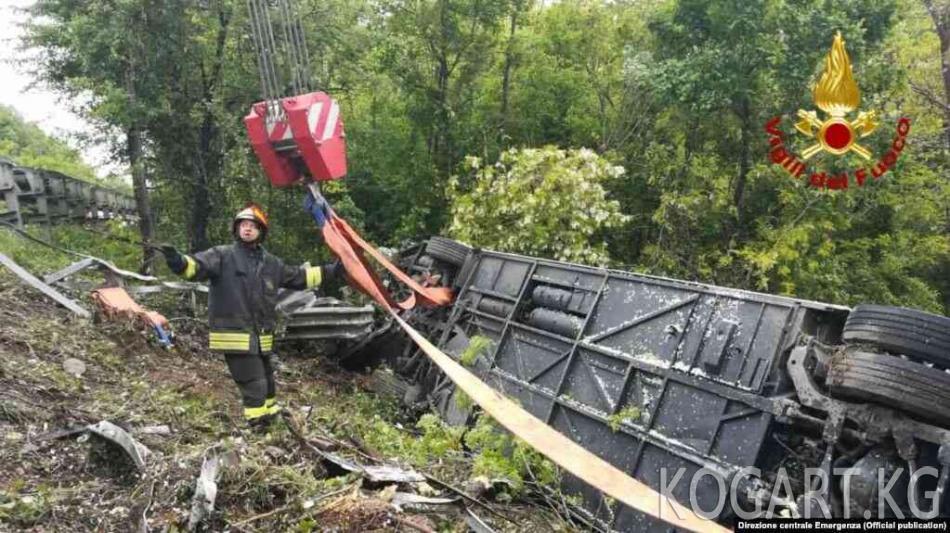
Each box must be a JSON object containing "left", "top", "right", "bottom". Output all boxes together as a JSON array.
[{"left": 388, "top": 310, "right": 729, "bottom": 533}]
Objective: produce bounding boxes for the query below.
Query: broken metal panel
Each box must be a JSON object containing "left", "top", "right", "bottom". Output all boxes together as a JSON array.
[
  {"left": 390, "top": 492, "right": 457, "bottom": 512},
  {"left": 281, "top": 295, "right": 375, "bottom": 341},
  {"left": 188, "top": 454, "right": 220, "bottom": 531},
  {"left": 43, "top": 257, "right": 97, "bottom": 284},
  {"left": 0, "top": 251, "right": 91, "bottom": 317},
  {"left": 127, "top": 281, "right": 209, "bottom": 294},
  {"left": 85, "top": 420, "right": 150, "bottom": 471},
  {"left": 90, "top": 259, "right": 158, "bottom": 282}
]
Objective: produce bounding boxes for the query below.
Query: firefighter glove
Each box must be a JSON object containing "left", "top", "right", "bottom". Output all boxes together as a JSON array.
[
  {"left": 304, "top": 191, "right": 331, "bottom": 228},
  {"left": 322, "top": 258, "right": 345, "bottom": 283},
  {"left": 161, "top": 245, "right": 186, "bottom": 274}
]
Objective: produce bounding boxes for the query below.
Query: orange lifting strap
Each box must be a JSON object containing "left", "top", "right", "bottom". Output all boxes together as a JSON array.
[{"left": 320, "top": 210, "right": 453, "bottom": 311}]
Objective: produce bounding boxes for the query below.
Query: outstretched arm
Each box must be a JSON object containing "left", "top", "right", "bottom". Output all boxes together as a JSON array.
[
  {"left": 162, "top": 245, "right": 223, "bottom": 281},
  {"left": 278, "top": 258, "right": 344, "bottom": 290}
]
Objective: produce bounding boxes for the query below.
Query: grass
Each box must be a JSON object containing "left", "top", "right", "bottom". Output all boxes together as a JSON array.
[
  {"left": 0, "top": 256, "right": 579, "bottom": 531},
  {"left": 0, "top": 220, "right": 143, "bottom": 274},
  {"left": 459, "top": 335, "right": 493, "bottom": 367},
  {"left": 606, "top": 405, "right": 642, "bottom": 432}
]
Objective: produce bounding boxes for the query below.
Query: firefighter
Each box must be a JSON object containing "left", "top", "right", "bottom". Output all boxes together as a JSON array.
[{"left": 161, "top": 203, "right": 342, "bottom": 429}]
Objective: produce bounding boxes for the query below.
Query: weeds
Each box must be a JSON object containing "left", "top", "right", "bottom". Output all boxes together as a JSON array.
[
  {"left": 0, "top": 486, "right": 51, "bottom": 527},
  {"left": 465, "top": 414, "right": 560, "bottom": 494},
  {"left": 0, "top": 221, "right": 141, "bottom": 274},
  {"left": 606, "top": 406, "right": 641, "bottom": 432},
  {"left": 459, "top": 335, "right": 493, "bottom": 367},
  {"left": 0, "top": 263, "right": 576, "bottom": 532}
]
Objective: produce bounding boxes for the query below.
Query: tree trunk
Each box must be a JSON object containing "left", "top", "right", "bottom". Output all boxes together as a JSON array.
[
  {"left": 433, "top": 0, "right": 452, "bottom": 180},
  {"left": 189, "top": 165, "right": 211, "bottom": 252},
  {"left": 188, "top": 6, "right": 230, "bottom": 252},
  {"left": 499, "top": 4, "right": 520, "bottom": 140},
  {"left": 924, "top": 0, "right": 950, "bottom": 150},
  {"left": 125, "top": 71, "right": 156, "bottom": 274},
  {"left": 922, "top": 1, "right": 950, "bottom": 313},
  {"left": 733, "top": 97, "right": 752, "bottom": 230}
]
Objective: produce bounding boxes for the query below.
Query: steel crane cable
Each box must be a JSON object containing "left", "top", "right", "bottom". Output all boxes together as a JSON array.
[
  {"left": 247, "top": 0, "right": 276, "bottom": 106},
  {"left": 276, "top": 0, "right": 302, "bottom": 95},
  {"left": 293, "top": 16, "right": 312, "bottom": 92},
  {"left": 260, "top": 0, "right": 284, "bottom": 116},
  {"left": 287, "top": 1, "right": 312, "bottom": 92},
  {"left": 276, "top": 0, "right": 313, "bottom": 94},
  {"left": 247, "top": 0, "right": 314, "bottom": 109},
  {"left": 246, "top": 0, "right": 284, "bottom": 117}
]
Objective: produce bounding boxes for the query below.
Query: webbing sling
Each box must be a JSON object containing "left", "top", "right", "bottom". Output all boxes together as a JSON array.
[
  {"left": 312, "top": 192, "right": 726, "bottom": 532},
  {"left": 320, "top": 211, "right": 453, "bottom": 309}
]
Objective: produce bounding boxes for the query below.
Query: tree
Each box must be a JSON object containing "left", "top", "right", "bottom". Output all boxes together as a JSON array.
[
  {"left": 921, "top": 0, "right": 950, "bottom": 149},
  {"left": 22, "top": 0, "right": 186, "bottom": 271},
  {"left": 0, "top": 104, "right": 109, "bottom": 187},
  {"left": 447, "top": 146, "right": 628, "bottom": 265},
  {"left": 375, "top": 0, "right": 509, "bottom": 235}
]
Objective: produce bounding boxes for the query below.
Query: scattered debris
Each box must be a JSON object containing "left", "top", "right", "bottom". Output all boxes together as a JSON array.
[
  {"left": 0, "top": 251, "right": 90, "bottom": 317},
  {"left": 390, "top": 491, "right": 457, "bottom": 512},
  {"left": 91, "top": 287, "right": 173, "bottom": 347},
  {"left": 187, "top": 453, "right": 221, "bottom": 531},
  {"left": 0, "top": 265, "right": 575, "bottom": 532},
  {"left": 362, "top": 464, "right": 426, "bottom": 484},
  {"left": 62, "top": 357, "right": 86, "bottom": 377},
  {"left": 281, "top": 296, "right": 374, "bottom": 341},
  {"left": 126, "top": 281, "right": 208, "bottom": 294},
  {"left": 42, "top": 257, "right": 96, "bottom": 285},
  {"left": 137, "top": 425, "right": 172, "bottom": 436},
  {"left": 84, "top": 420, "right": 150, "bottom": 472},
  {"left": 464, "top": 507, "right": 498, "bottom": 533}
]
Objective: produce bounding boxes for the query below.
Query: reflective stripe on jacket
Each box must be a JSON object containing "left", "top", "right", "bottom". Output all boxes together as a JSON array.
[{"left": 177, "top": 243, "right": 321, "bottom": 353}]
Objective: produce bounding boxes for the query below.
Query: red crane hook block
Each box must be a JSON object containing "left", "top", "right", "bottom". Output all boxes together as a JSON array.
[{"left": 244, "top": 91, "right": 347, "bottom": 187}]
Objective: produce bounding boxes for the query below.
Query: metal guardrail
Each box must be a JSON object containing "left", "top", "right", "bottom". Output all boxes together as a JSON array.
[
  {"left": 0, "top": 158, "right": 136, "bottom": 228},
  {"left": 276, "top": 291, "right": 375, "bottom": 341}
]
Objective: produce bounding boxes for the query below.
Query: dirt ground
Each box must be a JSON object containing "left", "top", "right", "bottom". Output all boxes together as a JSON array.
[{"left": 0, "top": 268, "right": 581, "bottom": 532}]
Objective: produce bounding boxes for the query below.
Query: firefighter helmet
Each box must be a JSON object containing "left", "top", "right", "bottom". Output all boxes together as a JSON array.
[{"left": 233, "top": 203, "right": 269, "bottom": 241}]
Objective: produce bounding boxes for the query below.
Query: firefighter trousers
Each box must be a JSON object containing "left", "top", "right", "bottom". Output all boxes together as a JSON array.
[{"left": 224, "top": 343, "right": 278, "bottom": 421}]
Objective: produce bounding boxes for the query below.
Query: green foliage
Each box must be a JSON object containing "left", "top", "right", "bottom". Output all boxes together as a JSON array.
[
  {"left": 454, "top": 390, "right": 474, "bottom": 411},
  {"left": 0, "top": 105, "right": 125, "bottom": 190},
  {"left": 0, "top": 487, "right": 50, "bottom": 527},
  {"left": 459, "top": 335, "right": 492, "bottom": 367},
  {"left": 464, "top": 414, "right": 559, "bottom": 493},
  {"left": 448, "top": 146, "right": 629, "bottom": 265},
  {"left": 363, "top": 413, "right": 465, "bottom": 467},
  {"left": 15, "top": 0, "right": 950, "bottom": 313},
  {"left": 607, "top": 406, "right": 641, "bottom": 432},
  {"left": 0, "top": 222, "right": 142, "bottom": 274}
]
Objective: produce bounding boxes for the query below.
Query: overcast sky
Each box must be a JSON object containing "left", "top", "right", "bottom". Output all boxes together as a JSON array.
[{"left": 0, "top": 0, "right": 119, "bottom": 178}]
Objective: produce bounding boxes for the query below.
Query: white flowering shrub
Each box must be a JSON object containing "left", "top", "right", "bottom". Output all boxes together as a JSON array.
[{"left": 447, "top": 146, "right": 628, "bottom": 265}]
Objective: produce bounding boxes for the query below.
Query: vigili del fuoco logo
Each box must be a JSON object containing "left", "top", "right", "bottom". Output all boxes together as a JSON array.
[{"left": 765, "top": 32, "right": 910, "bottom": 190}]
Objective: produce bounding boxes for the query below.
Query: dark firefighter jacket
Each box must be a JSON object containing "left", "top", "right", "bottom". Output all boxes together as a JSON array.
[{"left": 177, "top": 243, "right": 322, "bottom": 354}]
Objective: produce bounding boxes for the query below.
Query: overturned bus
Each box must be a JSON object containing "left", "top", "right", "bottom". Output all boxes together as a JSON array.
[{"left": 339, "top": 237, "right": 950, "bottom": 531}]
